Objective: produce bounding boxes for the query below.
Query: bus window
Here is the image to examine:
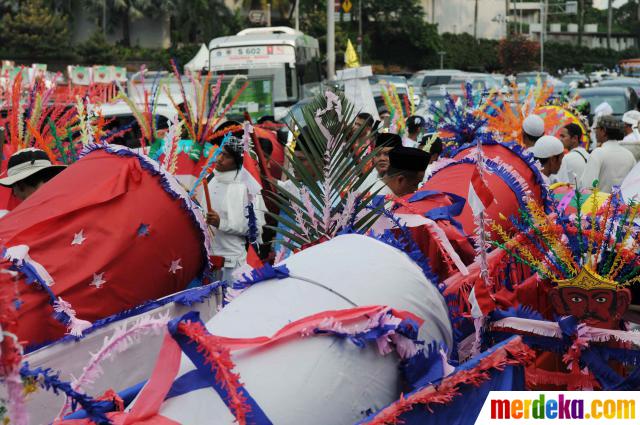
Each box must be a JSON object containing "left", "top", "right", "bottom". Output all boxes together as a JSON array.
[
  {"left": 286, "top": 64, "right": 294, "bottom": 99},
  {"left": 299, "top": 58, "right": 322, "bottom": 84}
]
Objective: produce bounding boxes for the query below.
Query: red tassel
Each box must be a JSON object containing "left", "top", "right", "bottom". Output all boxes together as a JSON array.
[{"left": 247, "top": 245, "right": 263, "bottom": 270}]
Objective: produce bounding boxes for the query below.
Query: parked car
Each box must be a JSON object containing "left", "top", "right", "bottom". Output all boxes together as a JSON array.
[
  {"left": 370, "top": 74, "right": 414, "bottom": 116},
  {"left": 408, "top": 69, "right": 464, "bottom": 92},
  {"left": 424, "top": 84, "right": 466, "bottom": 107},
  {"left": 597, "top": 77, "right": 640, "bottom": 95},
  {"left": 515, "top": 72, "right": 550, "bottom": 85},
  {"left": 561, "top": 73, "right": 590, "bottom": 88},
  {"left": 449, "top": 73, "right": 503, "bottom": 90},
  {"left": 575, "top": 86, "right": 638, "bottom": 120}
]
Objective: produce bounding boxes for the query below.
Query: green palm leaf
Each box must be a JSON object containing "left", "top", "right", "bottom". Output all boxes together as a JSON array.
[{"left": 266, "top": 91, "right": 383, "bottom": 249}]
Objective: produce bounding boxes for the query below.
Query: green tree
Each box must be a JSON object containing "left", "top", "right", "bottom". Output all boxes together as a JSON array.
[
  {"left": 76, "top": 30, "right": 118, "bottom": 64},
  {"left": 440, "top": 33, "right": 499, "bottom": 72},
  {"left": 171, "top": 0, "right": 241, "bottom": 45},
  {"left": 84, "top": 0, "right": 176, "bottom": 47},
  {"left": 299, "top": 0, "right": 440, "bottom": 70},
  {"left": 363, "top": 0, "right": 440, "bottom": 69},
  {"left": 1, "top": 0, "right": 71, "bottom": 58}
]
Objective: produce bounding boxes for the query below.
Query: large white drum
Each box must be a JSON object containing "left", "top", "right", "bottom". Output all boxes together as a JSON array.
[{"left": 157, "top": 234, "right": 452, "bottom": 424}]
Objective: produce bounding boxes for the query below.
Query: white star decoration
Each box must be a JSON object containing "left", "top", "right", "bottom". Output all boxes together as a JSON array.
[
  {"left": 169, "top": 259, "right": 183, "bottom": 274},
  {"left": 71, "top": 230, "right": 86, "bottom": 246},
  {"left": 91, "top": 272, "right": 106, "bottom": 289}
]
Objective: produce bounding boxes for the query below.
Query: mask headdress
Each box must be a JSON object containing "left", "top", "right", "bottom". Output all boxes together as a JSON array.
[{"left": 491, "top": 188, "right": 640, "bottom": 291}]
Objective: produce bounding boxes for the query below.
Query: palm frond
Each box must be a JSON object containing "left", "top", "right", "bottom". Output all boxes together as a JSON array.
[{"left": 267, "top": 90, "right": 382, "bottom": 250}]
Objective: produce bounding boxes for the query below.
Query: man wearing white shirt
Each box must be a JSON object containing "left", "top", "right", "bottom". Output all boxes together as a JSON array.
[
  {"left": 204, "top": 137, "right": 266, "bottom": 282},
  {"left": 620, "top": 110, "right": 640, "bottom": 161},
  {"left": 361, "top": 132, "right": 403, "bottom": 193},
  {"left": 580, "top": 115, "right": 636, "bottom": 193},
  {"left": 402, "top": 115, "right": 425, "bottom": 148},
  {"left": 529, "top": 135, "right": 565, "bottom": 184},
  {"left": 555, "top": 123, "right": 589, "bottom": 184},
  {"left": 380, "top": 147, "right": 430, "bottom": 197}
]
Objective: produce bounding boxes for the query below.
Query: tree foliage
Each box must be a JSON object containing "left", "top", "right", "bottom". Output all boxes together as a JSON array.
[
  {"left": 363, "top": 0, "right": 440, "bottom": 68},
  {"left": 497, "top": 34, "right": 540, "bottom": 74},
  {"left": 440, "top": 33, "right": 500, "bottom": 72},
  {"left": 83, "top": 0, "right": 176, "bottom": 47},
  {"left": 170, "top": 0, "right": 242, "bottom": 45},
  {"left": 1, "top": 0, "right": 71, "bottom": 58},
  {"left": 76, "top": 31, "right": 118, "bottom": 64}
]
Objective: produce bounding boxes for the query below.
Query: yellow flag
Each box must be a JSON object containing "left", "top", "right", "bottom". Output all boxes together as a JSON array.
[{"left": 345, "top": 39, "right": 360, "bottom": 68}]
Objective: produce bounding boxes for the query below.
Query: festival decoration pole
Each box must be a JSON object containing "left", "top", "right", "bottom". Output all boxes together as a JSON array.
[
  {"left": 475, "top": 142, "right": 491, "bottom": 290},
  {"left": 202, "top": 179, "right": 213, "bottom": 213},
  {"left": 469, "top": 135, "right": 495, "bottom": 356},
  {"left": 243, "top": 111, "right": 275, "bottom": 194}
]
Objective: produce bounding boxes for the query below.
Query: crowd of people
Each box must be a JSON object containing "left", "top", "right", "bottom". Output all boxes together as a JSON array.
[{"left": 4, "top": 100, "right": 640, "bottom": 282}]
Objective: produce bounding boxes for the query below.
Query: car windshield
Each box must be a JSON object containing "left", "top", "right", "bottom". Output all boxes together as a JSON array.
[
  {"left": 408, "top": 74, "right": 424, "bottom": 86},
  {"left": 562, "top": 75, "right": 584, "bottom": 83},
  {"left": 516, "top": 73, "right": 548, "bottom": 84},
  {"left": 579, "top": 93, "right": 627, "bottom": 115},
  {"left": 376, "top": 75, "right": 407, "bottom": 85},
  {"left": 599, "top": 79, "right": 638, "bottom": 87}
]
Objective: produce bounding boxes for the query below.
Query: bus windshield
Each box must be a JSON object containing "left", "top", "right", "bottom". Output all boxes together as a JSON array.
[{"left": 211, "top": 45, "right": 298, "bottom": 105}]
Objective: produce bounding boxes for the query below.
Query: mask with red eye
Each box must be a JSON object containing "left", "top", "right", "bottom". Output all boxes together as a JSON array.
[{"left": 550, "top": 286, "right": 631, "bottom": 329}]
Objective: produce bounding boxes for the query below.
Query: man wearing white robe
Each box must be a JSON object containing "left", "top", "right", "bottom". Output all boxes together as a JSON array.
[
  {"left": 580, "top": 115, "right": 636, "bottom": 193},
  {"left": 204, "top": 137, "right": 265, "bottom": 282},
  {"left": 620, "top": 110, "right": 640, "bottom": 161},
  {"left": 554, "top": 123, "right": 589, "bottom": 184}
]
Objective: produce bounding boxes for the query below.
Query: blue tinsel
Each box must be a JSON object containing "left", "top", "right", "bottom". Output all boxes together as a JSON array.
[
  {"left": 20, "top": 362, "right": 110, "bottom": 424},
  {"left": 26, "top": 281, "right": 225, "bottom": 353},
  {"left": 231, "top": 263, "right": 290, "bottom": 291},
  {"left": 245, "top": 202, "right": 259, "bottom": 246}
]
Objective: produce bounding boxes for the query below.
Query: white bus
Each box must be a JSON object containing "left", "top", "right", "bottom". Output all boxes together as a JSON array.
[{"left": 209, "top": 27, "right": 322, "bottom": 114}]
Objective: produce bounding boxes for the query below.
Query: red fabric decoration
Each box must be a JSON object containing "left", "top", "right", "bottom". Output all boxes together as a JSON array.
[
  {"left": 178, "top": 321, "right": 251, "bottom": 425},
  {"left": 0, "top": 148, "right": 207, "bottom": 346},
  {"left": 246, "top": 245, "right": 263, "bottom": 270},
  {"left": 57, "top": 333, "right": 183, "bottom": 425}
]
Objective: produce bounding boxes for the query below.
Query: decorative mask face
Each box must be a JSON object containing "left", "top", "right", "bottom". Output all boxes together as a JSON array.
[{"left": 550, "top": 286, "right": 631, "bottom": 329}]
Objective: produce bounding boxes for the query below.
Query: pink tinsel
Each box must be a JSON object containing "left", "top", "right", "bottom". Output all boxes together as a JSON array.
[
  {"left": 6, "top": 369, "right": 28, "bottom": 425},
  {"left": 58, "top": 313, "right": 170, "bottom": 419},
  {"left": 53, "top": 297, "right": 92, "bottom": 337}
]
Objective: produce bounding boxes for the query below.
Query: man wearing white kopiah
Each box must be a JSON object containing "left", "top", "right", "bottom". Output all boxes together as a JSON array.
[
  {"left": 590, "top": 102, "right": 614, "bottom": 149},
  {"left": 528, "top": 135, "right": 564, "bottom": 184},
  {"left": 580, "top": 115, "right": 636, "bottom": 193},
  {"left": 620, "top": 110, "right": 640, "bottom": 161},
  {"left": 522, "top": 114, "right": 545, "bottom": 148},
  {"left": 555, "top": 123, "right": 589, "bottom": 184},
  {"left": 204, "top": 136, "right": 265, "bottom": 282}
]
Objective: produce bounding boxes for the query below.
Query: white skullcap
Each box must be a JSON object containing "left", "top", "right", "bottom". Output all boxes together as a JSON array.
[
  {"left": 622, "top": 110, "right": 640, "bottom": 126},
  {"left": 522, "top": 114, "right": 545, "bottom": 137},
  {"left": 529, "top": 135, "right": 564, "bottom": 159},
  {"left": 594, "top": 102, "right": 614, "bottom": 117}
]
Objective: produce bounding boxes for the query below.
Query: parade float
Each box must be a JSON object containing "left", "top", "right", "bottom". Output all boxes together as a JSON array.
[{"left": 0, "top": 74, "right": 638, "bottom": 425}]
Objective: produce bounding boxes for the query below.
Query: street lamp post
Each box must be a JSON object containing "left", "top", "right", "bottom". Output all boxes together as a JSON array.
[
  {"left": 438, "top": 51, "right": 446, "bottom": 69},
  {"left": 327, "top": 0, "right": 336, "bottom": 79},
  {"left": 540, "top": 0, "right": 547, "bottom": 72}
]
